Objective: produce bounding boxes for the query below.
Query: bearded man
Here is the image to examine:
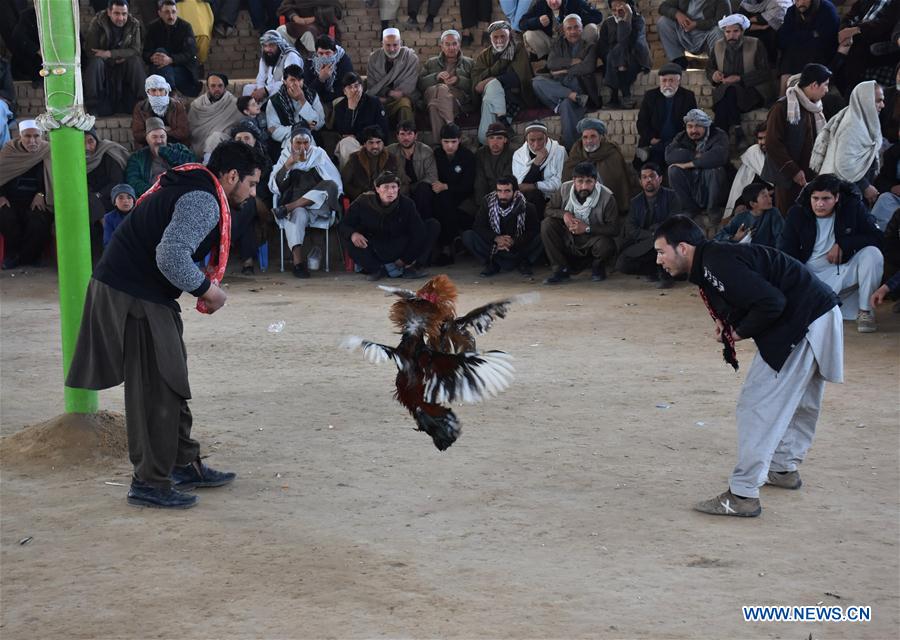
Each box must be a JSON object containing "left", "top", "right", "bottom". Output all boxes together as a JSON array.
[{"left": 188, "top": 72, "right": 243, "bottom": 159}]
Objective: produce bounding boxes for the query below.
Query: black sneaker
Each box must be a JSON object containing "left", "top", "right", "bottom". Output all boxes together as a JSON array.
[
  {"left": 292, "top": 262, "right": 310, "bottom": 278},
  {"left": 366, "top": 267, "right": 387, "bottom": 281},
  {"left": 241, "top": 264, "right": 254, "bottom": 276},
  {"left": 405, "top": 17, "right": 419, "bottom": 30},
  {"left": 480, "top": 262, "right": 501, "bottom": 277},
  {"left": 401, "top": 266, "right": 429, "bottom": 279},
  {"left": 543, "top": 268, "right": 571, "bottom": 284},
  {"left": 127, "top": 479, "right": 198, "bottom": 509},
  {"left": 591, "top": 261, "right": 607, "bottom": 282},
  {"left": 172, "top": 460, "right": 236, "bottom": 490},
  {"left": 424, "top": 17, "right": 434, "bottom": 32}
]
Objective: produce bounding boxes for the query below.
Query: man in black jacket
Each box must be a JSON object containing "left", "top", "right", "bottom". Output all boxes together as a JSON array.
[
  {"left": 634, "top": 64, "right": 697, "bottom": 172},
  {"left": 654, "top": 215, "right": 843, "bottom": 518},
  {"left": 143, "top": 0, "right": 201, "bottom": 97},
  {"left": 779, "top": 174, "right": 884, "bottom": 333},
  {"left": 519, "top": 0, "right": 603, "bottom": 60},
  {"left": 340, "top": 171, "right": 438, "bottom": 281},
  {"left": 431, "top": 123, "right": 476, "bottom": 266},
  {"left": 67, "top": 141, "right": 267, "bottom": 510}
]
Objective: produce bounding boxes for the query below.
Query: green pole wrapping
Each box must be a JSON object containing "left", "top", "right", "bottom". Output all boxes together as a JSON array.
[{"left": 36, "top": 0, "right": 98, "bottom": 413}]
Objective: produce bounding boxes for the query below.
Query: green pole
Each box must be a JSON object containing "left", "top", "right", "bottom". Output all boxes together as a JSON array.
[{"left": 36, "top": 0, "right": 98, "bottom": 413}]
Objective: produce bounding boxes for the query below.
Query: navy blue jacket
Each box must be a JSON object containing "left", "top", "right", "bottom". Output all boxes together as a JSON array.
[
  {"left": 519, "top": 0, "right": 605, "bottom": 33},
  {"left": 689, "top": 241, "right": 839, "bottom": 371},
  {"left": 778, "top": 180, "right": 882, "bottom": 264},
  {"left": 777, "top": 1, "right": 839, "bottom": 61}
]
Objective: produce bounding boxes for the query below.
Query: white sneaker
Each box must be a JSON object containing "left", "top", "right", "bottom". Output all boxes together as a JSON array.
[{"left": 857, "top": 309, "right": 877, "bottom": 333}]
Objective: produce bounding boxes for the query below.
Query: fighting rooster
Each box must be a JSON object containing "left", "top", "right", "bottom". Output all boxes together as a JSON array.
[{"left": 342, "top": 275, "right": 535, "bottom": 451}]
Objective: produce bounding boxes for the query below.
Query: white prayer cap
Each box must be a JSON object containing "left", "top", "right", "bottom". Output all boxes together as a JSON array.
[
  {"left": 440, "top": 29, "right": 461, "bottom": 43},
  {"left": 562, "top": 13, "right": 582, "bottom": 26},
  {"left": 718, "top": 14, "right": 751, "bottom": 30},
  {"left": 18, "top": 119, "right": 41, "bottom": 133},
  {"left": 145, "top": 74, "right": 171, "bottom": 93},
  {"left": 382, "top": 27, "right": 401, "bottom": 40}
]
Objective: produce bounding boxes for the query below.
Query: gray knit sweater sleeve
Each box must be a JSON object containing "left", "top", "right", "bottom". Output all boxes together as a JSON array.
[{"left": 156, "top": 190, "right": 220, "bottom": 296}]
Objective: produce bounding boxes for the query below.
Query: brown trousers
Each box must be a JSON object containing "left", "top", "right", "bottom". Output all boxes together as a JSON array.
[
  {"left": 424, "top": 84, "right": 459, "bottom": 141},
  {"left": 384, "top": 96, "right": 414, "bottom": 129},
  {"left": 541, "top": 217, "right": 616, "bottom": 270}
]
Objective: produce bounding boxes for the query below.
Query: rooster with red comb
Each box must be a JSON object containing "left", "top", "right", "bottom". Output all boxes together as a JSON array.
[{"left": 342, "top": 275, "right": 537, "bottom": 450}]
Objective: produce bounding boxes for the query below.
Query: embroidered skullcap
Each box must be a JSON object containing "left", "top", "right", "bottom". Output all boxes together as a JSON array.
[
  {"left": 145, "top": 74, "right": 171, "bottom": 93},
  {"left": 18, "top": 120, "right": 40, "bottom": 133},
  {"left": 576, "top": 118, "right": 607, "bottom": 135},
  {"left": 145, "top": 117, "right": 166, "bottom": 134},
  {"left": 562, "top": 13, "right": 582, "bottom": 25},
  {"left": 683, "top": 108, "right": 712, "bottom": 127},
  {"left": 440, "top": 29, "right": 461, "bottom": 42},
  {"left": 382, "top": 27, "right": 401, "bottom": 40},
  {"left": 488, "top": 21, "right": 511, "bottom": 33},
  {"left": 374, "top": 171, "right": 400, "bottom": 187},
  {"left": 290, "top": 124, "right": 312, "bottom": 140},
  {"left": 524, "top": 121, "right": 548, "bottom": 134},
  {"left": 718, "top": 14, "right": 751, "bottom": 30}
]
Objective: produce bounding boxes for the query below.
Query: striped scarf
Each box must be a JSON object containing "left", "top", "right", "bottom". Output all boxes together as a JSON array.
[{"left": 487, "top": 190, "right": 527, "bottom": 254}]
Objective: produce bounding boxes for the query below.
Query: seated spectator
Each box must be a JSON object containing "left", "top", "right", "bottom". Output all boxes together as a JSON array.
[
  {"left": 596, "top": 0, "right": 652, "bottom": 108},
  {"left": 333, "top": 73, "right": 391, "bottom": 169},
  {"left": 472, "top": 21, "right": 536, "bottom": 143},
  {"left": 0, "top": 121, "right": 52, "bottom": 269},
  {"left": 715, "top": 183, "right": 783, "bottom": 246},
  {"left": 340, "top": 126, "right": 399, "bottom": 201},
  {"left": 881, "top": 62, "right": 900, "bottom": 144},
  {"left": 143, "top": 0, "right": 200, "bottom": 98},
  {"left": 247, "top": 0, "right": 281, "bottom": 36},
  {"left": 656, "top": 0, "right": 730, "bottom": 68},
  {"left": 779, "top": 174, "right": 884, "bottom": 332},
  {"left": 230, "top": 119, "right": 273, "bottom": 275},
  {"left": 9, "top": 6, "right": 41, "bottom": 81},
  {"left": 432, "top": 123, "right": 477, "bottom": 265},
  {"left": 266, "top": 65, "right": 325, "bottom": 151},
  {"left": 474, "top": 123, "right": 515, "bottom": 203},
  {"left": 418, "top": 29, "right": 475, "bottom": 143},
  {"left": 174, "top": 0, "right": 213, "bottom": 63},
  {"left": 542, "top": 162, "right": 620, "bottom": 284},
  {"left": 366, "top": 28, "right": 420, "bottom": 130},
  {"left": 212, "top": 0, "right": 241, "bottom": 38},
  {"left": 102, "top": 183, "right": 136, "bottom": 248},
  {"left": 378, "top": 0, "right": 399, "bottom": 32},
  {"left": 340, "top": 171, "right": 438, "bottom": 280},
  {"left": 739, "top": 0, "right": 791, "bottom": 65},
  {"left": 563, "top": 118, "right": 636, "bottom": 216},
  {"left": 236, "top": 95, "right": 270, "bottom": 148},
  {"left": 405, "top": 0, "right": 443, "bottom": 32},
  {"left": 724, "top": 123, "right": 769, "bottom": 218},
  {"left": 270, "top": 126, "right": 343, "bottom": 278},
  {"left": 872, "top": 209, "right": 900, "bottom": 309},
  {"left": 189, "top": 72, "right": 243, "bottom": 159},
  {"left": 665, "top": 109, "right": 730, "bottom": 232},
  {"left": 810, "top": 80, "right": 885, "bottom": 209},
  {"left": 616, "top": 162, "right": 679, "bottom": 286},
  {"left": 86, "top": 128, "right": 130, "bottom": 227},
  {"left": 84, "top": 0, "right": 147, "bottom": 116},
  {"left": 707, "top": 14, "right": 773, "bottom": 138},
  {"left": 278, "top": 0, "right": 344, "bottom": 54},
  {"left": 871, "top": 141, "right": 900, "bottom": 229},
  {"left": 126, "top": 118, "right": 196, "bottom": 196},
  {"left": 634, "top": 64, "right": 697, "bottom": 171},
  {"left": 387, "top": 121, "right": 438, "bottom": 220},
  {"left": 777, "top": 0, "right": 839, "bottom": 95},
  {"left": 244, "top": 30, "right": 304, "bottom": 103},
  {"left": 132, "top": 75, "right": 190, "bottom": 148},
  {"left": 532, "top": 14, "right": 599, "bottom": 149},
  {"left": 305, "top": 35, "right": 354, "bottom": 109},
  {"left": 463, "top": 175, "right": 543, "bottom": 277},
  {"left": 0, "top": 56, "right": 16, "bottom": 147},
  {"left": 513, "top": 122, "right": 568, "bottom": 217},
  {"left": 519, "top": 0, "right": 602, "bottom": 60},
  {"left": 765, "top": 63, "right": 832, "bottom": 213},
  {"left": 833, "top": 0, "right": 899, "bottom": 95},
  {"left": 462, "top": 0, "right": 493, "bottom": 46}
]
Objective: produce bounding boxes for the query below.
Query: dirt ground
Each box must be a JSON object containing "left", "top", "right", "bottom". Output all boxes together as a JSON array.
[{"left": 1, "top": 263, "right": 898, "bottom": 640}]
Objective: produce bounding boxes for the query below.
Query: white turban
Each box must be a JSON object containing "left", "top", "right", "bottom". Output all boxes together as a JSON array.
[
  {"left": 718, "top": 14, "right": 751, "bottom": 30},
  {"left": 18, "top": 119, "right": 40, "bottom": 133},
  {"left": 382, "top": 27, "right": 401, "bottom": 40},
  {"left": 145, "top": 75, "right": 171, "bottom": 93}
]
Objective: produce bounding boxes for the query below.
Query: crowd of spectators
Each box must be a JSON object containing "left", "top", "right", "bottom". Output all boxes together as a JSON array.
[{"left": 0, "top": 0, "right": 898, "bottom": 332}]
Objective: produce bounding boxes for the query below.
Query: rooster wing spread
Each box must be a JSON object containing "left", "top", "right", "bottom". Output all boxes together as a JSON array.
[{"left": 421, "top": 349, "right": 515, "bottom": 405}]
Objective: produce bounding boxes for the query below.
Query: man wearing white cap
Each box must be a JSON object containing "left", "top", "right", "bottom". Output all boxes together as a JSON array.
[
  {"left": 418, "top": 30, "right": 475, "bottom": 142},
  {"left": 706, "top": 14, "right": 773, "bottom": 138},
  {"left": 0, "top": 121, "right": 52, "bottom": 269},
  {"left": 131, "top": 75, "right": 190, "bottom": 148},
  {"left": 657, "top": 0, "right": 730, "bottom": 68},
  {"left": 512, "top": 121, "right": 568, "bottom": 217},
  {"left": 367, "top": 28, "right": 420, "bottom": 130}
]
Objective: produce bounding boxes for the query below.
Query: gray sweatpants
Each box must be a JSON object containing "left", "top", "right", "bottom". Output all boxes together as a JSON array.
[
  {"left": 656, "top": 16, "right": 721, "bottom": 60},
  {"left": 730, "top": 306, "right": 843, "bottom": 498}
]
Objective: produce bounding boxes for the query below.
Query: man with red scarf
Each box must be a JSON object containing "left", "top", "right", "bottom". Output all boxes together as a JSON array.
[{"left": 67, "top": 141, "right": 266, "bottom": 510}]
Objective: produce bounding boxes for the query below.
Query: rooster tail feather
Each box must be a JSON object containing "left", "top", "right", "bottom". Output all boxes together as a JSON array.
[{"left": 413, "top": 407, "right": 461, "bottom": 451}]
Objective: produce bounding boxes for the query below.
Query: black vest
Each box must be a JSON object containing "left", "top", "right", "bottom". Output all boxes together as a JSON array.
[{"left": 94, "top": 168, "right": 220, "bottom": 309}]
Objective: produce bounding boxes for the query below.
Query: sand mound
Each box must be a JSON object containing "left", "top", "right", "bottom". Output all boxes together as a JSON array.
[{"left": 0, "top": 411, "right": 127, "bottom": 468}]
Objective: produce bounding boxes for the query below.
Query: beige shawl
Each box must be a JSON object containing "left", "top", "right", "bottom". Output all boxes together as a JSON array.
[
  {"left": 187, "top": 92, "right": 242, "bottom": 156},
  {"left": 365, "top": 47, "right": 420, "bottom": 98},
  {"left": 86, "top": 139, "right": 130, "bottom": 173},
  {"left": 0, "top": 139, "right": 54, "bottom": 205}
]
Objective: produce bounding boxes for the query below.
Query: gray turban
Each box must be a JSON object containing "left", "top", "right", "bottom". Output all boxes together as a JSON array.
[{"left": 577, "top": 118, "right": 607, "bottom": 135}]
